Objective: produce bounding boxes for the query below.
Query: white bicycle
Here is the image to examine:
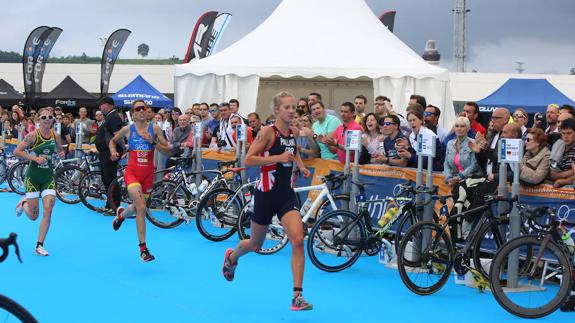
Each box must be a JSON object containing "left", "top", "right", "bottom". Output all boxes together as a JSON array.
[{"left": 235, "top": 173, "right": 349, "bottom": 254}]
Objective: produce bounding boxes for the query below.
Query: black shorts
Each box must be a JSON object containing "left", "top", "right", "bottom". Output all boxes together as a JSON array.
[{"left": 251, "top": 187, "right": 299, "bottom": 226}]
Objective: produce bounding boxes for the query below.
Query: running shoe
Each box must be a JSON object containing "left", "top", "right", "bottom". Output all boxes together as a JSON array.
[
  {"left": 140, "top": 248, "right": 155, "bottom": 262},
  {"left": 35, "top": 245, "right": 49, "bottom": 257},
  {"left": 15, "top": 198, "right": 25, "bottom": 217},
  {"left": 112, "top": 207, "right": 125, "bottom": 231},
  {"left": 291, "top": 294, "right": 313, "bottom": 311},
  {"left": 222, "top": 248, "right": 237, "bottom": 281}
]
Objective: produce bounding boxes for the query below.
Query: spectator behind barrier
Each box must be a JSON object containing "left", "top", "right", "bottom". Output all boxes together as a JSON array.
[
  {"left": 520, "top": 128, "right": 550, "bottom": 186},
  {"left": 550, "top": 118, "right": 575, "bottom": 187},
  {"left": 443, "top": 116, "right": 480, "bottom": 189}
]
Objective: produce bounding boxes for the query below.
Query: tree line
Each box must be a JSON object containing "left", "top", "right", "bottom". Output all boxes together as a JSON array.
[{"left": 0, "top": 50, "right": 182, "bottom": 64}]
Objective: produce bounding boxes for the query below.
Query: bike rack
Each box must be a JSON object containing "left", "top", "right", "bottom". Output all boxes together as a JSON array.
[
  {"left": 344, "top": 130, "right": 361, "bottom": 213},
  {"left": 193, "top": 122, "right": 204, "bottom": 187},
  {"left": 237, "top": 123, "right": 247, "bottom": 186},
  {"left": 497, "top": 139, "right": 523, "bottom": 289}
]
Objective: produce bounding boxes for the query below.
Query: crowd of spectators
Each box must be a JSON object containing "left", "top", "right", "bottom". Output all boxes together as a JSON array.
[{"left": 2, "top": 93, "right": 574, "bottom": 190}]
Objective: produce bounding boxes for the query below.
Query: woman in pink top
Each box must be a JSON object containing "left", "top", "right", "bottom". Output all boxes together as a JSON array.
[{"left": 443, "top": 116, "right": 480, "bottom": 189}]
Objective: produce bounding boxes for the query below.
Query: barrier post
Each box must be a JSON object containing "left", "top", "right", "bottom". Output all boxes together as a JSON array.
[
  {"left": 498, "top": 139, "right": 523, "bottom": 288},
  {"left": 346, "top": 130, "right": 362, "bottom": 214},
  {"left": 237, "top": 124, "right": 247, "bottom": 185},
  {"left": 416, "top": 132, "right": 437, "bottom": 255},
  {"left": 75, "top": 122, "right": 83, "bottom": 159},
  {"left": 1, "top": 121, "right": 5, "bottom": 148},
  {"left": 342, "top": 143, "right": 351, "bottom": 211},
  {"left": 17, "top": 123, "right": 24, "bottom": 144},
  {"left": 194, "top": 122, "right": 203, "bottom": 187}
]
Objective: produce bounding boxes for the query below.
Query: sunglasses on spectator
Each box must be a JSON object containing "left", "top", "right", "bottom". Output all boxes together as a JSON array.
[
  {"left": 133, "top": 106, "right": 146, "bottom": 112},
  {"left": 185, "top": 112, "right": 193, "bottom": 115},
  {"left": 423, "top": 111, "right": 434, "bottom": 117},
  {"left": 297, "top": 105, "right": 306, "bottom": 109},
  {"left": 513, "top": 114, "right": 526, "bottom": 119},
  {"left": 381, "top": 121, "right": 396, "bottom": 126},
  {"left": 40, "top": 115, "right": 54, "bottom": 120},
  {"left": 209, "top": 109, "right": 217, "bottom": 113}
]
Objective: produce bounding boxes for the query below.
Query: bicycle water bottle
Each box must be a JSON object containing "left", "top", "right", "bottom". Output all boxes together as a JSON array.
[
  {"left": 562, "top": 228, "right": 575, "bottom": 254},
  {"left": 301, "top": 198, "right": 313, "bottom": 215},
  {"left": 378, "top": 207, "right": 397, "bottom": 227},
  {"left": 189, "top": 183, "right": 198, "bottom": 195},
  {"left": 198, "top": 179, "right": 209, "bottom": 193}
]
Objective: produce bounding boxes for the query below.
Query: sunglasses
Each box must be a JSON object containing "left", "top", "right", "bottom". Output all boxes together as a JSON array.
[
  {"left": 209, "top": 109, "right": 217, "bottom": 113},
  {"left": 423, "top": 111, "right": 434, "bottom": 117},
  {"left": 185, "top": 112, "right": 193, "bottom": 115},
  {"left": 133, "top": 106, "right": 146, "bottom": 112},
  {"left": 381, "top": 122, "right": 396, "bottom": 126},
  {"left": 40, "top": 115, "right": 54, "bottom": 120},
  {"left": 513, "top": 114, "right": 525, "bottom": 119},
  {"left": 297, "top": 105, "right": 306, "bottom": 109}
]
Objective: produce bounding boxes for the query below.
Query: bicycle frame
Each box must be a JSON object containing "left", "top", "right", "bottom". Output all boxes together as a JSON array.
[{"left": 294, "top": 182, "right": 337, "bottom": 222}]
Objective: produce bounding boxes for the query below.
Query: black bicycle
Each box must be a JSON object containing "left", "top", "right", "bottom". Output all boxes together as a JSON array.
[
  {"left": 489, "top": 206, "right": 574, "bottom": 318},
  {"left": 397, "top": 194, "right": 528, "bottom": 295},
  {"left": 0, "top": 233, "right": 38, "bottom": 323}
]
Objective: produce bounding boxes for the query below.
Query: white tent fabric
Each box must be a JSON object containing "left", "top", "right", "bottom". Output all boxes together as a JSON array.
[{"left": 175, "top": 0, "right": 455, "bottom": 128}]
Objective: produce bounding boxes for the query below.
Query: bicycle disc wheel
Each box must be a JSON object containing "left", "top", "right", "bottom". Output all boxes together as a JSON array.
[
  {"left": 472, "top": 222, "right": 531, "bottom": 280},
  {"left": 397, "top": 221, "right": 454, "bottom": 295},
  {"left": 7, "top": 161, "right": 28, "bottom": 195},
  {"left": 54, "top": 164, "right": 83, "bottom": 204},
  {"left": 0, "top": 294, "right": 38, "bottom": 323},
  {"left": 195, "top": 188, "right": 240, "bottom": 241},
  {"left": 489, "top": 235, "right": 572, "bottom": 319},
  {"left": 236, "top": 202, "right": 289, "bottom": 255},
  {"left": 307, "top": 210, "right": 367, "bottom": 272},
  {"left": 146, "top": 180, "right": 188, "bottom": 229},
  {"left": 78, "top": 170, "right": 108, "bottom": 213}
]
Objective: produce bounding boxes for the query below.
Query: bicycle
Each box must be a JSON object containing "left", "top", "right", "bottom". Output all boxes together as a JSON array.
[
  {"left": 77, "top": 164, "right": 126, "bottom": 214},
  {"left": 0, "top": 147, "right": 19, "bottom": 186},
  {"left": 146, "top": 158, "right": 238, "bottom": 229},
  {"left": 54, "top": 149, "right": 100, "bottom": 204},
  {"left": 489, "top": 206, "right": 575, "bottom": 318},
  {"left": 397, "top": 194, "right": 528, "bottom": 295},
  {"left": 236, "top": 173, "right": 351, "bottom": 255},
  {"left": 0, "top": 233, "right": 38, "bottom": 323},
  {"left": 306, "top": 180, "right": 440, "bottom": 272}
]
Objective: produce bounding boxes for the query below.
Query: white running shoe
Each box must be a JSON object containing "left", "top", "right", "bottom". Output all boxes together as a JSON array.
[
  {"left": 15, "top": 198, "right": 25, "bottom": 217},
  {"left": 35, "top": 245, "right": 49, "bottom": 256}
]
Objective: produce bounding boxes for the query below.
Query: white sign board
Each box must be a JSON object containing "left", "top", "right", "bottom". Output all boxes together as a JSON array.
[
  {"left": 416, "top": 132, "right": 436, "bottom": 157},
  {"left": 499, "top": 139, "right": 523, "bottom": 163},
  {"left": 237, "top": 124, "right": 247, "bottom": 141},
  {"left": 345, "top": 130, "right": 361, "bottom": 150},
  {"left": 75, "top": 122, "right": 82, "bottom": 135},
  {"left": 194, "top": 122, "right": 203, "bottom": 139}
]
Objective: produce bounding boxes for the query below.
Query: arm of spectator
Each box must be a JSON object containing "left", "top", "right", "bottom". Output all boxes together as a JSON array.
[{"left": 550, "top": 169, "right": 574, "bottom": 181}]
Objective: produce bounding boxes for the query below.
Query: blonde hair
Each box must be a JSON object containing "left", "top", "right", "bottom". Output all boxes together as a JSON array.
[
  {"left": 270, "top": 91, "right": 294, "bottom": 114},
  {"left": 454, "top": 116, "right": 470, "bottom": 128}
]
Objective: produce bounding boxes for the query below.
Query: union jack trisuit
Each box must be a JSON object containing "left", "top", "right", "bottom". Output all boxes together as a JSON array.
[{"left": 251, "top": 126, "right": 300, "bottom": 226}]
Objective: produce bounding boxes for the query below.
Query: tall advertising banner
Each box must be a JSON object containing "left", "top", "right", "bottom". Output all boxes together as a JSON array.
[
  {"left": 184, "top": 11, "right": 232, "bottom": 63},
  {"left": 33, "top": 27, "right": 63, "bottom": 96},
  {"left": 22, "top": 26, "right": 52, "bottom": 109},
  {"left": 100, "top": 29, "right": 131, "bottom": 97},
  {"left": 379, "top": 11, "right": 397, "bottom": 33}
]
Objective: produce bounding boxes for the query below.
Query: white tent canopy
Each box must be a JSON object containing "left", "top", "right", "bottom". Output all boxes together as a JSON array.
[{"left": 175, "top": 0, "right": 455, "bottom": 128}]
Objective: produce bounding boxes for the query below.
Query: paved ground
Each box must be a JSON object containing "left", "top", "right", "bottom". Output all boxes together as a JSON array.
[{"left": 0, "top": 191, "right": 570, "bottom": 323}]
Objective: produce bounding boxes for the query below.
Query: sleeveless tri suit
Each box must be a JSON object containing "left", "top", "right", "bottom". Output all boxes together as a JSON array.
[{"left": 124, "top": 123, "right": 155, "bottom": 195}]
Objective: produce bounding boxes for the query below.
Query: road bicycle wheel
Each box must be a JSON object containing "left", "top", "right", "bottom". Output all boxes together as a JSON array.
[
  {"left": 146, "top": 180, "right": 189, "bottom": 229},
  {"left": 195, "top": 188, "right": 241, "bottom": 241},
  {"left": 54, "top": 164, "right": 83, "bottom": 204},
  {"left": 0, "top": 294, "right": 38, "bottom": 323},
  {"left": 312, "top": 194, "right": 349, "bottom": 222},
  {"left": 397, "top": 221, "right": 454, "bottom": 295},
  {"left": 236, "top": 202, "right": 289, "bottom": 255},
  {"left": 471, "top": 221, "right": 531, "bottom": 280},
  {"left": 307, "top": 210, "right": 367, "bottom": 272},
  {"left": 489, "top": 235, "right": 572, "bottom": 319},
  {"left": 7, "top": 161, "right": 28, "bottom": 195},
  {"left": 78, "top": 170, "right": 108, "bottom": 213},
  {"left": 0, "top": 159, "right": 7, "bottom": 186}
]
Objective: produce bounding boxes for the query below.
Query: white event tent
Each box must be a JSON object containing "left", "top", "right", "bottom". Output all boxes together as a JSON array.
[{"left": 174, "top": 0, "right": 455, "bottom": 129}]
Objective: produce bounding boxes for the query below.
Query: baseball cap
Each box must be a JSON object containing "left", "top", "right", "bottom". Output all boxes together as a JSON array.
[{"left": 98, "top": 96, "right": 115, "bottom": 107}]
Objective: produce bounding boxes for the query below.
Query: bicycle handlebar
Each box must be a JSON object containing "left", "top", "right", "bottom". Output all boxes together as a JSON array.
[{"left": 0, "top": 233, "right": 22, "bottom": 264}]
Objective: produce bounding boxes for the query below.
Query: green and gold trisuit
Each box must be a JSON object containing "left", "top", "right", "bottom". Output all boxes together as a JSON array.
[{"left": 25, "top": 129, "right": 56, "bottom": 196}]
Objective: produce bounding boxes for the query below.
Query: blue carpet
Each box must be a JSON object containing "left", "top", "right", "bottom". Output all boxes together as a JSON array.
[{"left": 0, "top": 191, "right": 570, "bottom": 323}]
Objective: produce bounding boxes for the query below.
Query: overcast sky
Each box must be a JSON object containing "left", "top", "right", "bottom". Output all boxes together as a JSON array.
[{"left": 1, "top": 0, "right": 574, "bottom": 74}]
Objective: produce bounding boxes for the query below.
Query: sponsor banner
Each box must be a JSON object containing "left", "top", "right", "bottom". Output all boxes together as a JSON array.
[
  {"left": 22, "top": 26, "right": 52, "bottom": 108},
  {"left": 201, "top": 151, "right": 575, "bottom": 228},
  {"left": 184, "top": 11, "right": 232, "bottom": 63},
  {"left": 33, "top": 27, "right": 63, "bottom": 95},
  {"left": 100, "top": 29, "right": 131, "bottom": 96}
]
